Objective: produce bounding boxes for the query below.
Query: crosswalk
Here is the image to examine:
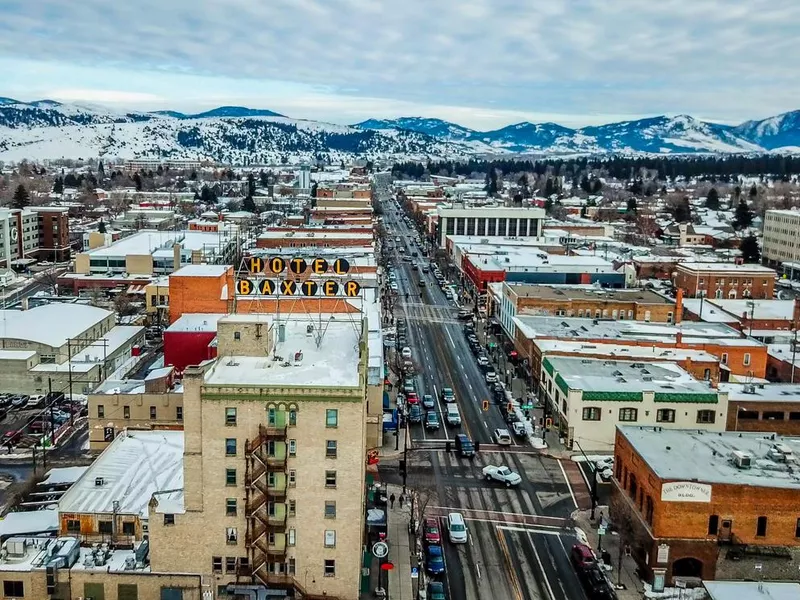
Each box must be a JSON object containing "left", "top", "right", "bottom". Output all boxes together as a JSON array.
[{"left": 400, "top": 302, "right": 460, "bottom": 325}]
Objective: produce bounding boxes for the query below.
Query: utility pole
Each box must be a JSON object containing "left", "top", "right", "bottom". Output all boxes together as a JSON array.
[{"left": 573, "top": 439, "right": 599, "bottom": 520}]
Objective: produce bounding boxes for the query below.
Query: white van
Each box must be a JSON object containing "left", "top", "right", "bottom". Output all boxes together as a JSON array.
[
  {"left": 447, "top": 512, "right": 468, "bottom": 544},
  {"left": 446, "top": 404, "right": 461, "bottom": 426}
]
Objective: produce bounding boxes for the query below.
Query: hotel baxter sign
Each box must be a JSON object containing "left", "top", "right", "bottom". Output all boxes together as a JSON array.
[{"left": 236, "top": 256, "right": 361, "bottom": 298}]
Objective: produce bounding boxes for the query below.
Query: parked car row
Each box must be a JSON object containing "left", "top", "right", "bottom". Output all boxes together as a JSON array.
[{"left": 570, "top": 543, "right": 618, "bottom": 600}]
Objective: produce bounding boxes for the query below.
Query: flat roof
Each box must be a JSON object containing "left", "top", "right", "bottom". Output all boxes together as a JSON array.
[
  {"left": 257, "top": 231, "right": 373, "bottom": 240},
  {"left": 0, "top": 304, "right": 112, "bottom": 348},
  {"left": 509, "top": 284, "right": 671, "bottom": 304},
  {"left": 677, "top": 262, "right": 776, "bottom": 274},
  {"left": 720, "top": 382, "right": 800, "bottom": 403},
  {"left": 204, "top": 316, "right": 362, "bottom": 388},
  {"left": 701, "top": 299, "right": 795, "bottom": 321},
  {"left": 704, "top": 581, "right": 800, "bottom": 600},
  {"left": 619, "top": 426, "right": 800, "bottom": 490},
  {"left": 545, "top": 356, "right": 711, "bottom": 395},
  {"left": 58, "top": 430, "right": 183, "bottom": 518},
  {"left": 468, "top": 251, "right": 614, "bottom": 273},
  {"left": 681, "top": 299, "right": 740, "bottom": 323},
  {"left": 0, "top": 349, "right": 37, "bottom": 361},
  {"left": 167, "top": 313, "right": 227, "bottom": 333},
  {"left": 437, "top": 205, "right": 545, "bottom": 218},
  {"left": 86, "top": 230, "right": 230, "bottom": 258},
  {"left": 170, "top": 264, "right": 230, "bottom": 278},
  {"left": 535, "top": 340, "right": 717, "bottom": 363}
]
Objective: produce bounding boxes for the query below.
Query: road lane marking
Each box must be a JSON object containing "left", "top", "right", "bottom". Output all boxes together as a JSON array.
[
  {"left": 558, "top": 460, "right": 579, "bottom": 510},
  {"left": 497, "top": 525, "right": 563, "bottom": 535},
  {"left": 495, "top": 529, "right": 524, "bottom": 600},
  {"left": 528, "top": 532, "right": 556, "bottom": 600}
]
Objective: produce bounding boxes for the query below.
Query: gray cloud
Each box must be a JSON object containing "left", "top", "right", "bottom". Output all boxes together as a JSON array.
[{"left": 2, "top": 0, "right": 800, "bottom": 122}]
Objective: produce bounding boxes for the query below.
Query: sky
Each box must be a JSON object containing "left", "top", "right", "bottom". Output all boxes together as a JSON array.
[{"left": 2, "top": 0, "right": 800, "bottom": 130}]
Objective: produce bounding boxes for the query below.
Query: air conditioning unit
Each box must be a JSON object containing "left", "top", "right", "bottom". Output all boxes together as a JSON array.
[
  {"left": 94, "top": 477, "right": 104, "bottom": 487},
  {"left": 731, "top": 450, "right": 752, "bottom": 469}
]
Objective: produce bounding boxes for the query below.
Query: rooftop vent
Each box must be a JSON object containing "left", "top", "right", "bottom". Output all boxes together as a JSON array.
[
  {"left": 731, "top": 450, "right": 753, "bottom": 469},
  {"left": 94, "top": 477, "right": 104, "bottom": 487}
]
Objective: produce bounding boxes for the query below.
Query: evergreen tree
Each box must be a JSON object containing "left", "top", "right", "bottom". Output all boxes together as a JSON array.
[
  {"left": 674, "top": 197, "right": 692, "bottom": 223},
  {"left": 189, "top": 170, "right": 197, "bottom": 180},
  {"left": 626, "top": 197, "right": 637, "bottom": 213},
  {"left": 739, "top": 234, "right": 761, "bottom": 263},
  {"left": 200, "top": 185, "right": 217, "bottom": 204},
  {"left": 98, "top": 220, "right": 107, "bottom": 234},
  {"left": 580, "top": 206, "right": 588, "bottom": 218},
  {"left": 544, "top": 178, "right": 555, "bottom": 197},
  {"left": 733, "top": 199, "right": 754, "bottom": 230},
  {"left": 133, "top": 172, "right": 143, "bottom": 192},
  {"left": 749, "top": 184, "right": 758, "bottom": 199},
  {"left": 97, "top": 161, "right": 105, "bottom": 179},
  {"left": 485, "top": 169, "right": 498, "bottom": 196},
  {"left": 259, "top": 171, "right": 269, "bottom": 187},
  {"left": 705, "top": 187, "right": 720, "bottom": 210},
  {"left": 193, "top": 190, "right": 201, "bottom": 201},
  {"left": 592, "top": 179, "right": 603, "bottom": 194},
  {"left": 242, "top": 195, "right": 257, "bottom": 213},
  {"left": 12, "top": 184, "right": 29, "bottom": 209},
  {"left": 63, "top": 173, "right": 79, "bottom": 187},
  {"left": 247, "top": 173, "right": 256, "bottom": 197},
  {"left": 52, "top": 177, "right": 64, "bottom": 194},
  {"left": 311, "top": 182, "right": 318, "bottom": 198},
  {"left": 580, "top": 176, "right": 592, "bottom": 194},
  {"left": 156, "top": 165, "right": 164, "bottom": 176}
]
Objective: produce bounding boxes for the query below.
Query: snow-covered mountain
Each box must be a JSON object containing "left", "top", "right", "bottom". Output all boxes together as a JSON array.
[
  {"left": 733, "top": 110, "right": 800, "bottom": 151},
  {"left": 2, "top": 98, "right": 800, "bottom": 161},
  {"left": 0, "top": 100, "right": 475, "bottom": 163}
]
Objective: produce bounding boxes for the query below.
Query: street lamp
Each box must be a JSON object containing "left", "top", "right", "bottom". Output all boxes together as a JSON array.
[{"left": 734, "top": 405, "right": 749, "bottom": 431}]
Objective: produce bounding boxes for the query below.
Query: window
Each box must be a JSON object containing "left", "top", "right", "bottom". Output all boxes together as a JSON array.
[
  {"left": 326, "top": 440, "right": 338, "bottom": 458},
  {"left": 288, "top": 470, "right": 296, "bottom": 486},
  {"left": 288, "top": 528, "right": 296, "bottom": 546},
  {"left": 4, "top": 582, "right": 24, "bottom": 597},
  {"left": 667, "top": 312, "right": 673, "bottom": 324},
  {"left": 743, "top": 353, "right": 751, "bottom": 366},
  {"left": 225, "top": 438, "right": 237, "bottom": 456},
  {"left": 288, "top": 440, "right": 297, "bottom": 456},
  {"left": 226, "top": 557, "right": 237, "bottom": 573},
  {"left": 325, "top": 530, "right": 336, "bottom": 548},
  {"left": 98, "top": 405, "right": 105, "bottom": 418},
  {"left": 122, "top": 521, "right": 135, "bottom": 536},
  {"left": 66, "top": 518, "right": 80, "bottom": 533},
  {"left": 164, "top": 514, "right": 175, "bottom": 526},
  {"left": 324, "top": 559, "right": 336, "bottom": 577},
  {"left": 656, "top": 409, "right": 675, "bottom": 423},
  {"left": 212, "top": 557, "right": 222, "bottom": 573},
  {"left": 234, "top": 331, "right": 241, "bottom": 341},
  {"left": 763, "top": 411, "right": 785, "bottom": 420},
  {"left": 176, "top": 406, "right": 183, "bottom": 421},
  {"left": 226, "top": 468, "right": 237, "bottom": 486},
  {"left": 326, "top": 409, "right": 338, "bottom": 427},
  {"left": 703, "top": 369, "right": 711, "bottom": 381},
  {"left": 325, "top": 470, "right": 337, "bottom": 487},
  {"left": 619, "top": 408, "right": 638, "bottom": 422},
  {"left": 708, "top": 515, "right": 719, "bottom": 535},
  {"left": 756, "top": 516, "right": 768, "bottom": 537},
  {"left": 150, "top": 406, "right": 157, "bottom": 420},
  {"left": 225, "top": 407, "right": 237, "bottom": 426},
  {"left": 582, "top": 407, "right": 601, "bottom": 421},
  {"left": 721, "top": 353, "right": 728, "bottom": 365},
  {"left": 226, "top": 498, "right": 237, "bottom": 516},
  {"left": 99, "top": 520, "right": 113, "bottom": 534},
  {"left": 325, "top": 501, "right": 337, "bottom": 519},
  {"left": 795, "top": 518, "right": 800, "bottom": 538},
  {"left": 289, "top": 410, "right": 297, "bottom": 426},
  {"left": 288, "top": 499, "right": 296, "bottom": 516},
  {"left": 697, "top": 410, "right": 716, "bottom": 424},
  {"left": 226, "top": 527, "right": 238, "bottom": 544},
  {"left": 118, "top": 583, "right": 138, "bottom": 600},
  {"left": 124, "top": 405, "right": 131, "bottom": 419}
]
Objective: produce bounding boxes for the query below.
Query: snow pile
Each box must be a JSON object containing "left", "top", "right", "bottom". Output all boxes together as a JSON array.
[{"left": 644, "top": 583, "right": 708, "bottom": 600}]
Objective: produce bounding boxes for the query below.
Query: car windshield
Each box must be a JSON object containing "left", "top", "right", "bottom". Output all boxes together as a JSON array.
[
  {"left": 498, "top": 467, "right": 510, "bottom": 475},
  {"left": 451, "top": 524, "right": 465, "bottom": 532}
]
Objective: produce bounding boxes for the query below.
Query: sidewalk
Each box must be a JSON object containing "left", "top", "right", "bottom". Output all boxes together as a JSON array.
[
  {"left": 386, "top": 483, "right": 418, "bottom": 600},
  {"left": 574, "top": 508, "right": 644, "bottom": 600}
]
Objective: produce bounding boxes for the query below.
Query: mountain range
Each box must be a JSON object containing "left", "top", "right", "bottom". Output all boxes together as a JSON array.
[{"left": 0, "top": 97, "right": 799, "bottom": 162}]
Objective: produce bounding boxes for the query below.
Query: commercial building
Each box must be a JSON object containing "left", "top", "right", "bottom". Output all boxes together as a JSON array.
[
  {"left": 163, "top": 314, "right": 226, "bottom": 373},
  {"left": 87, "top": 366, "right": 183, "bottom": 450},
  {"left": 74, "top": 229, "right": 238, "bottom": 278},
  {"left": 112, "top": 207, "right": 177, "bottom": 231},
  {"left": 167, "top": 265, "right": 234, "bottom": 324},
  {"left": 0, "top": 206, "right": 70, "bottom": 268},
  {"left": 611, "top": 427, "right": 800, "bottom": 585},
  {"left": 539, "top": 357, "right": 727, "bottom": 451},
  {"left": 255, "top": 230, "right": 374, "bottom": 250},
  {"left": 435, "top": 205, "right": 545, "bottom": 248},
  {"left": 0, "top": 303, "right": 144, "bottom": 394},
  {"left": 682, "top": 298, "right": 799, "bottom": 335},
  {"left": 719, "top": 382, "right": 800, "bottom": 434},
  {"left": 146, "top": 314, "right": 371, "bottom": 599},
  {"left": 674, "top": 263, "right": 776, "bottom": 299},
  {"left": 763, "top": 209, "right": 800, "bottom": 267}
]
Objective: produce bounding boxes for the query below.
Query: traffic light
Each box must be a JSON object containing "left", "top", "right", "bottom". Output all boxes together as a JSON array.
[
  {"left": 482, "top": 400, "right": 489, "bottom": 411},
  {"left": 545, "top": 417, "right": 552, "bottom": 430}
]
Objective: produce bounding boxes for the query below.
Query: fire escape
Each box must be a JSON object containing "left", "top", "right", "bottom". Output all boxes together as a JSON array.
[{"left": 245, "top": 422, "right": 337, "bottom": 600}]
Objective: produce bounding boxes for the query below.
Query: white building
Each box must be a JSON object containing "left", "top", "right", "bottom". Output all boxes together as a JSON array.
[
  {"left": 763, "top": 209, "right": 800, "bottom": 270},
  {"left": 435, "top": 205, "right": 546, "bottom": 247}
]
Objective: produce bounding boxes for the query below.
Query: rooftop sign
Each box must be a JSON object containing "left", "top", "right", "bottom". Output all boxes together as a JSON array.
[
  {"left": 660, "top": 481, "right": 712, "bottom": 503},
  {"left": 236, "top": 256, "right": 361, "bottom": 298}
]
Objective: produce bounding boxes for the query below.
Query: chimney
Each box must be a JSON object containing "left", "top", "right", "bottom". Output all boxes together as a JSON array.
[
  {"left": 675, "top": 332, "right": 683, "bottom": 347},
  {"left": 675, "top": 287, "right": 684, "bottom": 324}
]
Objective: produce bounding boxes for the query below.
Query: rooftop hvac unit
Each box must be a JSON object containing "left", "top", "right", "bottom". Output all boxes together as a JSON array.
[
  {"left": 731, "top": 450, "right": 752, "bottom": 469},
  {"left": 94, "top": 477, "right": 104, "bottom": 487}
]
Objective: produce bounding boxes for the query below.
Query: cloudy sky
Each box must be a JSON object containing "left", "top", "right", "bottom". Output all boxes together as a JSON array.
[{"left": 2, "top": 0, "right": 799, "bottom": 129}]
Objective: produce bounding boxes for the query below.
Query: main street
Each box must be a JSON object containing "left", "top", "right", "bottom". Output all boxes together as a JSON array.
[{"left": 379, "top": 191, "right": 593, "bottom": 600}]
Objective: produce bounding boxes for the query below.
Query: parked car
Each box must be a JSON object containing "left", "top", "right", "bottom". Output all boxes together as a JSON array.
[
  {"left": 9, "top": 395, "right": 28, "bottom": 409},
  {"left": 485, "top": 371, "right": 498, "bottom": 384},
  {"left": 482, "top": 465, "right": 522, "bottom": 487},
  {"left": 425, "top": 545, "right": 446, "bottom": 574},
  {"left": 511, "top": 421, "right": 526, "bottom": 437},
  {"left": 422, "top": 394, "right": 435, "bottom": 410},
  {"left": 423, "top": 518, "right": 441, "bottom": 545},
  {"left": 408, "top": 404, "right": 423, "bottom": 424},
  {"left": 446, "top": 513, "right": 468, "bottom": 544},
  {"left": 2, "top": 430, "right": 22, "bottom": 445},
  {"left": 476, "top": 356, "right": 490, "bottom": 369},
  {"left": 29, "top": 419, "right": 51, "bottom": 434},
  {"left": 457, "top": 309, "right": 472, "bottom": 320},
  {"left": 579, "top": 565, "right": 618, "bottom": 600},
  {"left": 570, "top": 543, "right": 596, "bottom": 571},
  {"left": 25, "top": 395, "right": 45, "bottom": 409},
  {"left": 427, "top": 581, "right": 446, "bottom": 600},
  {"left": 425, "top": 411, "right": 441, "bottom": 430},
  {"left": 401, "top": 347, "right": 412, "bottom": 359},
  {"left": 406, "top": 392, "right": 419, "bottom": 405}
]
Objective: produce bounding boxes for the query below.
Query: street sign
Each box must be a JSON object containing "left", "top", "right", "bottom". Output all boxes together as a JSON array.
[
  {"left": 598, "top": 526, "right": 607, "bottom": 536},
  {"left": 372, "top": 542, "right": 389, "bottom": 558},
  {"left": 410, "top": 567, "right": 419, "bottom": 579}
]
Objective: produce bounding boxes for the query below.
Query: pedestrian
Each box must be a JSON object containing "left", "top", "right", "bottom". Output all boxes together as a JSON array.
[
  {"left": 399, "top": 493, "right": 405, "bottom": 508},
  {"left": 389, "top": 493, "right": 396, "bottom": 509}
]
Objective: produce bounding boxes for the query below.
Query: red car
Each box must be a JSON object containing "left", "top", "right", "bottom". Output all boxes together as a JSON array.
[
  {"left": 406, "top": 393, "right": 419, "bottom": 405},
  {"left": 423, "top": 518, "right": 441, "bottom": 545},
  {"left": 3, "top": 430, "right": 22, "bottom": 445},
  {"left": 570, "top": 543, "right": 595, "bottom": 571}
]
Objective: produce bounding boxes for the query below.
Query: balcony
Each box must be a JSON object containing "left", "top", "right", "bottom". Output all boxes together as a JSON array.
[
  {"left": 267, "top": 503, "right": 287, "bottom": 527},
  {"left": 267, "top": 474, "right": 287, "bottom": 498},
  {"left": 266, "top": 533, "right": 287, "bottom": 556},
  {"left": 262, "top": 424, "right": 288, "bottom": 439}
]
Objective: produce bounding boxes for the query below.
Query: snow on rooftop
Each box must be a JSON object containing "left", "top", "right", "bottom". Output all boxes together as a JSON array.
[
  {"left": 0, "top": 510, "right": 59, "bottom": 539},
  {"left": 677, "top": 262, "right": 776, "bottom": 273},
  {"left": 535, "top": 340, "right": 717, "bottom": 362},
  {"left": 58, "top": 430, "right": 184, "bottom": 518},
  {"left": 0, "top": 349, "right": 37, "bottom": 360},
  {"left": 86, "top": 229, "right": 230, "bottom": 258},
  {"left": 619, "top": 426, "right": 800, "bottom": 490},
  {"left": 702, "top": 299, "right": 795, "bottom": 321},
  {"left": 167, "top": 313, "right": 227, "bottom": 333},
  {"left": 681, "top": 299, "right": 739, "bottom": 323},
  {"left": 719, "top": 382, "right": 800, "bottom": 402},
  {"left": 170, "top": 264, "right": 230, "bottom": 277},
  {"left": 40, "top": 466, "right": 89, "bottom": 487},
  {"left": 0, "top": 304, "right": 112, "bottom": 348},
  {"left": 704, "top": 581, "right": 800, "bottom": 600},
  {"left": 205, "top": 317, "right": 362, "bottom": 388}
]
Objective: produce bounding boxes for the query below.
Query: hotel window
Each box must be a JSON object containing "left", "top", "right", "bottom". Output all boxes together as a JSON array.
[
  {"left": 176, "top": 406, "right": 183, "bottom": 421},
  {"left": 326, "top": 409, "right": 339, "bottom": 427},
  {"left": 225, "top": 438, "right": 237, "bottom": 456},
  {"left": 656, "top": 409, "right": 675, "bottom": 423},
  {"left": 212, "top": 557, "right": 222, "bottom": 573},
  {"left": 98, "top": 405, "right": 105, "bottom": 418},
  {"left": 324, "top": 559, "right": 336, "bottom": 577},
  {"left": 697, "top": 410, "right": 716, "bottom": 424},
  {"left": 324, "top": 501, "right": 337, "bottom": 519},
  {"left": 721, "top": 353, "right": 728, "bottom": 365},
  {"left": 288, "top": 470, "right": 296, "bottom": 486},
  {"left": 288, "top": 440, "right": 296, "bottom": 456},
  {"left": 743, "top": 353, "right": 751, "bottom": 366},
  {"left": 325, "top": 530, "right": 336, "bottom": 548},
  {"left": 3, "top": 582, "right": 24, "bottom": 597},
  {"left": 288, "top": 409, "right": 297, "bottom": 426},
  {"left": 226, "top": 557, "right": 237, "bottom": 573},
  {"left": 325, "top": 470, "right": 337, "bottom": 488},
  {"left": 582, "top": 407, "right": 601, "bottom": 421},
  {"left": 123, "top": 406, "right": 130, "bottom": 419},
  {"left": 226, "top": 468, "right": 237, "bottom": 486},
  {"left": 226, "top": 498, "right": 237, "bottom": 516},
  {"left": 150, "top": 406, "right": 157, "bottom": 419},
  {"left": 288, "top": 499, "right": 296, "bottom": 516},
  {"left": 288, "top": 528, "right": 296, "bottom": 546},
  {"left": 163, "top": 514, "right": 175, "bottom": 526},
  {"left": 234, "top": 331, "right": 241, "bottom": 341},
  {"left": 619, "top": 408, "right": 638, "bottom": 422},
  {"left": 326, "top": 440, "right": 338, "bottom": 458},
  {"left": 225, "top": 407, "right": 237, "bottom": 426},
  {"left": 226, "top": 527, "right": 238, "bottom": 545}
]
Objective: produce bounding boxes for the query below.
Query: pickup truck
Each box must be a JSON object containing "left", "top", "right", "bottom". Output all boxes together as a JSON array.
[{"left": 482, "top": 465, "right": 522, "bottom": 487}]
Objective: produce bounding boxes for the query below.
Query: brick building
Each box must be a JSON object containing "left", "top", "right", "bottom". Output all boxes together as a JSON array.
[
  {"left": 612, "top": 426, "right": 800, "bottom": 586},
  {"left": 719, "top": 382, "right": 800, "bottom": 434},
  {"left": 255, "top": 230, "right": 374, "bottom": 250},
  {"left": 674, "top": 263, "right": 777, "bottom": 299},
  {"left": 682, "top": 298, "right": 800, "bottom": 334}
]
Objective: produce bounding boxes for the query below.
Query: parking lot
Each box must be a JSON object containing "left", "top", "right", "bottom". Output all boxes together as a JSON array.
[{"left": 0, "top": 393, "right": 86, "bottom": 451}]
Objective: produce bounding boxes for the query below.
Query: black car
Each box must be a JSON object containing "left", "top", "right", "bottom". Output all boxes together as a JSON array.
[
  {"left": 408, "top": 404, "right": 423, "bottom": 424},
  {"left": 579, "top": 566, "right": 618, "bottom": 600},
  {"left": 455, "top": 434, "right": 475, "bottom": 458},
  {"left": 457, "top": 310, "right": 472, "bottom": 320}
]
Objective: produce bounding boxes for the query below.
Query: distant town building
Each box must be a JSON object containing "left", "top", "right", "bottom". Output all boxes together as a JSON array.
[{"left": 674, "top": 262, "right": 776, "bottom": 299}]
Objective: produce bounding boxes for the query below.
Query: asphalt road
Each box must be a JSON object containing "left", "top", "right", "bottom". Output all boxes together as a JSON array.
[{"left": 381, "top": 195, "right": 591, "bottom": 600}]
